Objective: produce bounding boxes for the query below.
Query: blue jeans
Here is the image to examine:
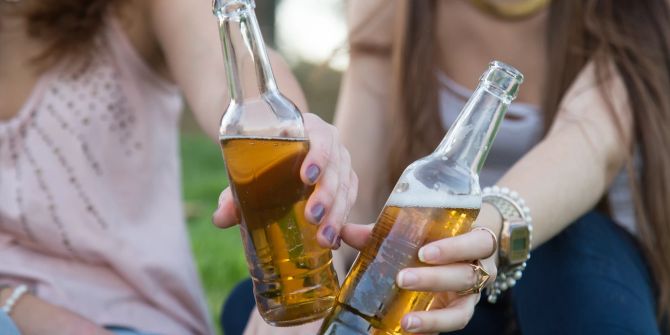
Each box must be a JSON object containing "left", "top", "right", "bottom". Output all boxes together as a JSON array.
[
  {"left": 220, "top": 212, "right": 660, "bottom": 335},
  {"left": 453, "top": 211, "right": 660, "bottom": 335},
  {"left": 0, "top": 310, "right": 20, "bottom": 335}
]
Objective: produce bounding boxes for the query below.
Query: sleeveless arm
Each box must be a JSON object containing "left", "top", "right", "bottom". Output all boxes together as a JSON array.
[
  {"left": 489, "top": 61, "right": 634, "bottom": 247},
  {"left": 147, "top": 0, "right": 308, "bottom": 139},
  {"left": 332, "top": 0, "right": 397, "bottom": 275}
]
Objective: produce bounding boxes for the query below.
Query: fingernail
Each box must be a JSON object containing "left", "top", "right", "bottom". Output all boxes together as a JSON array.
[
  {"left": 322, "top": 225, "right": 337, "bottom": 246},
  {"left": 311, "top": 203, "right": 325, "bottom": 223},
  {"left": 334, "top": 236, "right": 342, "bottom": 249},
  {"left": 402, "top": 315, "right": 422, "bottom": 332},
  {"left": 306, "top": 164, "right": 321, "bottom": 184},
  {"left": 418, "top": 245, "right": 440, "bottom": 262},
  {"left": 397, "top": 270, "right": 419, "bottom": 288}
]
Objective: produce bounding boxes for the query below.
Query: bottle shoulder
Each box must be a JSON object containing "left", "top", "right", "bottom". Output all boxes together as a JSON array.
[
  {"left": 387, "top": 155, "right": 481, "bottom": 209},
  {"left": 220, "top": 91, "right": 305, "bottom": 138}
]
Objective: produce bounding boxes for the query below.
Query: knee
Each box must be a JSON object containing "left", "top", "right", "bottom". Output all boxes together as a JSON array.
[{"left": 512, "top": 212, "right": 659, "bottom": 335}]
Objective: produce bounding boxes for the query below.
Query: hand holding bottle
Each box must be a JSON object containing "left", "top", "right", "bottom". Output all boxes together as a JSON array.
[
  {"left": 334, "top": 212, "right": 499, "bottom": 334},
  {"left": 319, "top": 61, "right": 523, "bottom": 335},
  {"left": 212, "top": 112, "right": 358, "bottom": 249}
]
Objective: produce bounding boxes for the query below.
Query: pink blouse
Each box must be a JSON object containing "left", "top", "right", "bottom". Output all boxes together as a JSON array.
[{"left": 0, "top": 19, "right": 214, "bottom": 334}]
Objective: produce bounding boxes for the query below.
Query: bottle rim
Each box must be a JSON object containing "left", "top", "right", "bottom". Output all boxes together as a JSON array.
[
  {"left": 213, "top": 0, "right": 255, "bottom": 18},
  {"left": 480, "top": 60, "right": 524, "bottom": 102},
  {"left": 489, "top": 60, "right": 524, "bottom": 83}
]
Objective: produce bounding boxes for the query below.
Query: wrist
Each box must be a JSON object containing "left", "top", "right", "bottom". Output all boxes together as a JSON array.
[
  {"left": 0, "top": 286, "right": 13, "bottom": 305},
  {"left": 1, "top": 285, "right": 30, "bottom": 316},
  {"left": 477, "top": 204, "right": 504, "bottom": 240},
  {"left": 481, "top": 186, "right": 533, "bottom": 303}
]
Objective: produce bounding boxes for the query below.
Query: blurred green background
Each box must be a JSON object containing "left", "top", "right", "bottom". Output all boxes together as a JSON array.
[{"left": 180, "top": 1, "right": 345, "bottom": 333}]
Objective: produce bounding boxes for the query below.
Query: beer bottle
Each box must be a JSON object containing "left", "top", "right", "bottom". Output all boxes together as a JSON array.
[
  {"left": 318, "top": 61, "right": 523, "bottom": 335},
  {"left": 213, "top": 0, "right": 339, "bottom": 326}
]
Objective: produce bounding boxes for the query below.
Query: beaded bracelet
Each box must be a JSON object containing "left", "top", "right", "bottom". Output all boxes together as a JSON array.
[
  {"left": 482, "top": 186, "right": 533, "bottom": 303},
  {"left": 1, "top": 285, "right": 28, "bottom": 315}
]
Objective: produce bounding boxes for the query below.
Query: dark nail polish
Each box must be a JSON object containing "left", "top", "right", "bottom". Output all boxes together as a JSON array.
[
  {"left": 306, "top": 164, "right": 321, "bottom": 184},
  {"left": 311, "top": 204, "right": 325, "bottom": 223},
  {"left": 322, "top": 225, "right": 337, "bottom": 246}
]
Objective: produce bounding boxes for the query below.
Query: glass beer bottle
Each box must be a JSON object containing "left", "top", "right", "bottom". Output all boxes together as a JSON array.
[
  {"left": 213, "top": 0, "right": 339, "bottom": 326},
  {"left": 319, "top": 61, "right": 524, "bottom": 335}
]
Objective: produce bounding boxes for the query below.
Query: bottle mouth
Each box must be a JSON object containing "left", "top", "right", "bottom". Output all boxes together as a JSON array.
[
  {"left": 213, "top": 0, "right": 255, "bottom": 18},
  {"left": 480, "top": 60, "right": 524, "bottom": 102}
]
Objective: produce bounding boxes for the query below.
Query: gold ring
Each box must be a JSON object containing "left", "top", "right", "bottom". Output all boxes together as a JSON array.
[
  {"left": 457, "top": 261, "right": 491, "bottom": 295},
  {"left": 472, "top": 226, "right": 498, "bottom": 258}
]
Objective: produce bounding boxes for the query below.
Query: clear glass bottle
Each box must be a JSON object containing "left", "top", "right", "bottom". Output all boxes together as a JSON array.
[
  {"left": 213, "top": 0, "right": 339, "bottom": 326},
  {"left": 318, "top": 61, "right": 524, "bottom": 335}
]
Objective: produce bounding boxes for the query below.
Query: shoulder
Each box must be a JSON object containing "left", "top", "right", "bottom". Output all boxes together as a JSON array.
[
  {"left": 347, "top": 0, "right": 398, "bottom": 53},
  {"left": 113, "top": 0, "right": 170, "bottom": 78}
]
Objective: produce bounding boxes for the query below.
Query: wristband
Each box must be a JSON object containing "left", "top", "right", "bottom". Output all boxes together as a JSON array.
[
  {"left": 482, "top": 186, "right": 533, "bottom": 303},
  {"left": 1, "top": 285, "right": 28, "bottom": 315}
]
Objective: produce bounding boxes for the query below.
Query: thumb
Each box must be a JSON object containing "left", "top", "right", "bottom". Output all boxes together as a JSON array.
[
  {"left": 212, "top": 188, "right": 240, "bottom": 228},
  {"left": 340, "top": 223, "right": 374, "bottom": 251}
]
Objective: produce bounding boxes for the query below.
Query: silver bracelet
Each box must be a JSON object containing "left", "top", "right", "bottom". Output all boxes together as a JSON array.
[
  {"left": 482, "top": 186, "right": 533, "bottom": 303},
  {"left": 1, "top": 285, "right": 28, "bottom": 315}
]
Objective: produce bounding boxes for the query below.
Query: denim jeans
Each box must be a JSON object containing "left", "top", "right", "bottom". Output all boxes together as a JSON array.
[
  {"left": 0, "top": 310, "right": 20, "bottom": 335},
  {"left": 221, "top": 211, "right": 661, "bottom": 335},
  {"left": 453, "top": 211, "right": 660, "bottom": 335}
]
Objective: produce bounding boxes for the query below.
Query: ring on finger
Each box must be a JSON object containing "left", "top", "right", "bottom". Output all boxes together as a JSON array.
[
  {"left": 456, "top": 261, "right": 490, "bottom": 295},
  {"left": 471, "top": 226, "right": 498, "bottom": 258}
]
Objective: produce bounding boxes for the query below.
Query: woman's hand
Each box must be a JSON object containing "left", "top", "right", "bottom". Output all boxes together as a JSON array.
[
  {"left": 339, "top": 211, "right": 500, "bottom": 334},
  {"left": 212, "top": 113, "right": 358, "bottom": 249},
  {"left": 396, "top": 229, "right": 497, "bottom": 333}
]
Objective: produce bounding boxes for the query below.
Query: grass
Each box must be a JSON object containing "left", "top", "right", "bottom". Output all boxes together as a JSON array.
[{"left": 180, "top": 132, "right": 248, "bottom": 334}]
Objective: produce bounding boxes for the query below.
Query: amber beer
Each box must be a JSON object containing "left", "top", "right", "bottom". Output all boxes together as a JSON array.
[
  {"left": 214, "top": 0, "right": 341, "bottom": 326},
  {"left": 221, "top": 136, "right": 339, "bottom": 325},
  {"left": 321, "top": 190, "right": 480, "bottom": 335}
]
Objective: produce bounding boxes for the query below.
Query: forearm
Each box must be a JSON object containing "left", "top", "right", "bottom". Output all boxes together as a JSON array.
[
  {"left": 493, "top": 123, "right": 616, "bottom": 248},
  {"left": 150, "top": 0, "right": 308, "bottom": 141},
  {"left": 0, "top": 288, "right": 112, "bottom": 335}
]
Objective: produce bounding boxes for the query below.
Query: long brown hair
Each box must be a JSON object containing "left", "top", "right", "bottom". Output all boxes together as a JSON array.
[
  {"left": 15, "top": 0, "right": 118, "bottom": 65},
  {"left": 355, "top": 0, "right": 670, "bottom": 326}
]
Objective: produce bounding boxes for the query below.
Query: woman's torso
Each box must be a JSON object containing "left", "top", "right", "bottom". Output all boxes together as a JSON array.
[
  {"left": 0, "top": 5, "right": 212, "bottom": 334},
  {"left": 344, "top": 0, "right": 637, "bottom": 232},
  {"left": 433, "top": 1, "right": 636, "bottom": 233},
  {"left": 437, "top": 72, "right": 638, "bottom": 233}
]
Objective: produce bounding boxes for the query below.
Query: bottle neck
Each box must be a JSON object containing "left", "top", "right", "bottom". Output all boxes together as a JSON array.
[
  {"left": 434, "top": 84, "right": 510, "bottom": 173},
  {"left": 216, "top": 2, "right": 278, "bottom": 103}
]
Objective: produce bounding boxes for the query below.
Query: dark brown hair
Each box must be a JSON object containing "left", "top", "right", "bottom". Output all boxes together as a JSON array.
[
  {"left": 21, "top": 0, "right": 118, "bottom": 65},
  {"left": 355, "top": 0, "right": 670, "bottom": 326}
]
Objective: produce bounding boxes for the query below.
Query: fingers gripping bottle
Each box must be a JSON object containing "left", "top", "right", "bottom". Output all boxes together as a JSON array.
[
  {"left": 319, "top": 61, "right": 524, "bottom": 335},
  {"left": 213, "top": 0, "right": 338, "bottom": 326}
]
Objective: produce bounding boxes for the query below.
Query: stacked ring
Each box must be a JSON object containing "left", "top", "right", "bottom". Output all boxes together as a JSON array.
[{"left": 457, "top": 261, "right": 491, "bottom": 295}]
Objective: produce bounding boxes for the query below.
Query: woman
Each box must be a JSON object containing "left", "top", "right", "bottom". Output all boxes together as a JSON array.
[
  {"left": 218, "top": 0, "right": 670, "bottom": 334},
  {"left": 336, "top": 0, "right": 667, "bottom": 334},
  {"left": 0, "top": 0, "right": 356, "bottom": 334}
]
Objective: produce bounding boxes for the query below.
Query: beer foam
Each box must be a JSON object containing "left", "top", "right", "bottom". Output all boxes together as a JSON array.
[
  {"left": 386, "top": 176, "right": 481, "bottom": 209},
  {"left": 220, "top": 135, "right": 309, "bottom": 142}
]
